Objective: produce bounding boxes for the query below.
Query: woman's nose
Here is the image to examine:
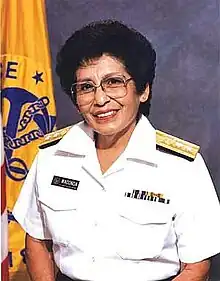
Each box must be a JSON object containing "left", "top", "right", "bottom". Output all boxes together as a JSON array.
[{"left": 93, "top": 86, "right": 110, "bottom": 106}]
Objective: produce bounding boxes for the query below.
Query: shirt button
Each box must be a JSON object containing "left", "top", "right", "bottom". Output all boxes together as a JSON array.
[{"left": 92, "top": 257, "right": 95, "bottom": 262}]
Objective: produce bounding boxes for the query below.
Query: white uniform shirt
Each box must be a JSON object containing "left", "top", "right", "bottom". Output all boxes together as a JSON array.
[{"left": 13, "top": 116, "right": 220, "bottom": 281}]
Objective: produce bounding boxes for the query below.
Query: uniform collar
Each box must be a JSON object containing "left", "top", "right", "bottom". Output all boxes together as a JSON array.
[
  {"left": 55, "top": 115, "right": 158, "bottom": 166},
  {"left": 123, "top": 115, "right": 158, "bottom": 167},
  {"left": 55, "top": 121, "right": 95, "bottom": 156}
]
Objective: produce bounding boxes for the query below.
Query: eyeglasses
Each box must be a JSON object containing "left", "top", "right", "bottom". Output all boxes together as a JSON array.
[{"left": 70, "top": 74, "right": 133, "bottom": 105}]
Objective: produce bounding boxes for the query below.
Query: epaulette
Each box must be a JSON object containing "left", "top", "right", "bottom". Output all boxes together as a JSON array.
[
  {"left": 156, "top": 130, "right": 200, "bottom": 161},
  {"left": 39, "top": 126, "right": 72, "bottom": 149}
]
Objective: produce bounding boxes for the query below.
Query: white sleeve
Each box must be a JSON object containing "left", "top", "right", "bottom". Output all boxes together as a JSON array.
[
  {"left": 174, "top": 153, "right": 220, "bottom": 263},
  {"left": 13, "top": 153, "right": 52, "bottom": 240}
]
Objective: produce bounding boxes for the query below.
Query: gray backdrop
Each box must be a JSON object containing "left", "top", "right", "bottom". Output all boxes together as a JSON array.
[{"left": 45, "top": 0, "right": 220, "bottom": 279}]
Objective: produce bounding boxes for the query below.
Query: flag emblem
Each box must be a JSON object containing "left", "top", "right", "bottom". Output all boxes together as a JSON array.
[{"left": 1, "top": 55, "right": 56, "bottom": 181}]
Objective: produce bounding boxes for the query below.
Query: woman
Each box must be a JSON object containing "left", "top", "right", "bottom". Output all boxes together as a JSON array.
[{"left": 13, "top": 20, "right": 220, "bottom": 281}]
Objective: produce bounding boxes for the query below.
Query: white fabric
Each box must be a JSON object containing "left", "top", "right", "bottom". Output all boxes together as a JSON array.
[{"left": 13, "top": 115, "right": 220, "bottom": 281}]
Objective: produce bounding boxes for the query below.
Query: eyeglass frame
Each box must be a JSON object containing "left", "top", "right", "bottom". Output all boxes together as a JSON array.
[{"left": 70, "top": 74, "right": 133, "bottom": 102}]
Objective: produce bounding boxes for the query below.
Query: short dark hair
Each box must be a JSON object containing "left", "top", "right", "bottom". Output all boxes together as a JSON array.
[{"left": 56, "top": 20, "right": 156, "bottom": 116}]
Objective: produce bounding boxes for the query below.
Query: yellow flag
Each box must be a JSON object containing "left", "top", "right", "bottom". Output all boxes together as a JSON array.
[{"left": 1, "top": 1, "right": 56, "bottom": 280}]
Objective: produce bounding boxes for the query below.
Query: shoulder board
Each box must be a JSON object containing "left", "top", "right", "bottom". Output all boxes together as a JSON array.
[
  {"left": 39, "top": 126, "right": 72, "bottom": 149},
  {"left": 156, "top": 130, "right": 200, "bottom": 161}
]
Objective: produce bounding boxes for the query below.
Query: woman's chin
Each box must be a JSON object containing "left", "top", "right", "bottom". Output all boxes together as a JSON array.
[{"left": 93, "top": 125, "right": 120, "bottom": 136}]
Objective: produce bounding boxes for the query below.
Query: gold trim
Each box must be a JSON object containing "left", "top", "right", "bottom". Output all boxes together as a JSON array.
[
  {"left": 39, "top": 126, "right": 72, "bottom": 147},
  {"left": 156, "top": 130, "right": 200, "bottom": 159}
]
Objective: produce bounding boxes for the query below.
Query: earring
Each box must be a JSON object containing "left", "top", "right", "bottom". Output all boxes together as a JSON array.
[{"left": 141, "top": 95, "right": 147, "bottom": 102}]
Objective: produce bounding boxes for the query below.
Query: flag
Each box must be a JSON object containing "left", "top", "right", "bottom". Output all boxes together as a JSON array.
[
  {"left": 1, "top": 1, "right": 56, "bottom": 280},
  {"left": 1, "top": 116, "right": 9, "bottom": 281}
]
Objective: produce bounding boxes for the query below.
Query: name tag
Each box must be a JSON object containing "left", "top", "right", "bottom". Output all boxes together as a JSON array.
[{"left": 51, "top": 176, "right": 80, "bottom": 190}]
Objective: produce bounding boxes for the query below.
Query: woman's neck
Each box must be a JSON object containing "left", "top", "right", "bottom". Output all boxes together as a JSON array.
[
  {"left": 95, "top": 121, "right": 136, "bottom": 151},
  {"left": 95, "top": 120, "right": 138, "bottom": 173}
]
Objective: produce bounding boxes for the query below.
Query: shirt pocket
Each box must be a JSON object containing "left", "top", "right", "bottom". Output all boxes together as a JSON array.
[
  {"left": 38, "top": 189, "right": 80, "bottom": 245},
  {"left": 115, "top": 198, "right": 172, "bottom": 260}
]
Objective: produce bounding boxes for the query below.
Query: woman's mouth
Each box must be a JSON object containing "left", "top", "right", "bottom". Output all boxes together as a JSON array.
[{"left": 94, "top": 110, "right": 118, "bottom": 120}]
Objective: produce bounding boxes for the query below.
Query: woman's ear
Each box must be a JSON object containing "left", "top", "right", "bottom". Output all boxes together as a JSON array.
[{"left": 140, "top": 84, "right": 150, "bottom": 103}]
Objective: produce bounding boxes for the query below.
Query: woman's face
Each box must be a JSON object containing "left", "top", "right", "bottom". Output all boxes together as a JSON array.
[{"left": 75, "top": 54, "right": 149, "bottom": 137}]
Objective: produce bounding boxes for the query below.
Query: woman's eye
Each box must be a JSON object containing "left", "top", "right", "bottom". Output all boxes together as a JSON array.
[
  {"left": 80, "top": 83, "right": 93, "bottom": 91},
  {"left": 106, "top": 77, "right": 124, "bottom": 86}
]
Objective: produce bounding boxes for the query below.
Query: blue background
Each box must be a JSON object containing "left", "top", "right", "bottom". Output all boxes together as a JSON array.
[{"left": 46, "top": 1, "right": 220, "bottom": 279}]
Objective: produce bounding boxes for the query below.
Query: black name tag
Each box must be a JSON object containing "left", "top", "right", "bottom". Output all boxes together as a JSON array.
[{"left": 51, "top": 176, "right": 79, "bottom": 190}]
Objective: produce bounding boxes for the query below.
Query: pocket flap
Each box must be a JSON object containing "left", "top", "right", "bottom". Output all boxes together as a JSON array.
[
  {"left": 118, "top": 198, "right": 171, "bottom": 225},
  {"left": 38, "top": 188, "right": 79, "bottom": 211}
]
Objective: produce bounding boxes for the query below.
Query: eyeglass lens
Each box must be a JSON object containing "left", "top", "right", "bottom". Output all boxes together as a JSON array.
[{"left": 71, "top": 75, "right": 132, "bottom": 105}]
